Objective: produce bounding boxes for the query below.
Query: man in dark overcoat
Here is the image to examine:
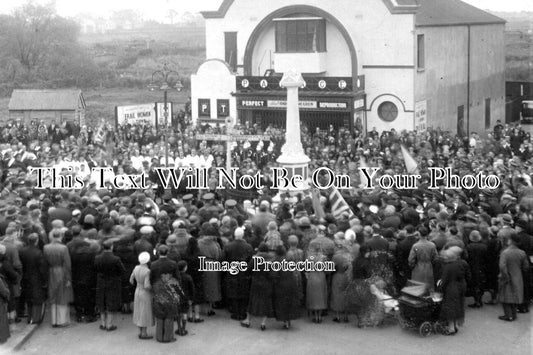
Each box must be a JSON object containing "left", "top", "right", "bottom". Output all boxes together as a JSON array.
[
  {"left": 94, "top": 242, "right": 125, "bottom": 331},
  {"left": 224, "top": 228, "right": 253, "bottom": 320},
  {"left": 67, "top": 227, "right": 97, "bottom": 323},
  {"left": 19, "top": 234, "right": 47, "bottom": 324}
]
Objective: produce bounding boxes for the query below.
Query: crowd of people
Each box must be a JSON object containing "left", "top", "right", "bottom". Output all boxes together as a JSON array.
[{"left": 0, "top": 115, "right": 532, "bottom": 344}]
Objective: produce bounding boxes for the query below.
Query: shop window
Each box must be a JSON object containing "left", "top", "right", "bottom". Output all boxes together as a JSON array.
[
  {"left": 417, "top": 34, "right": 425, "bottom": 70},
  {"left": 275, "top": 18, "right": 326, "bottom": 53},
  {"left": 378, "top": 101, "right": 398, "bottom": 122}
]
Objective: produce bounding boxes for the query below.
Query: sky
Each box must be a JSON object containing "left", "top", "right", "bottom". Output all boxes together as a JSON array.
[{"left": 0, "top": 0, "right": 530, "bottom": 19}]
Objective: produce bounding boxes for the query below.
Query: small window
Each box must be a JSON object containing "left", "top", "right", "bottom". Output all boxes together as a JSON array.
[
  {"left": 378, "top": 102, "right": 398, "bottom": 122},
  {"left": 417, "top": 34, "right": 425, "bottom": 70},
  {"left": 485, "top": 98, "right": 491, "bottom": 129}
]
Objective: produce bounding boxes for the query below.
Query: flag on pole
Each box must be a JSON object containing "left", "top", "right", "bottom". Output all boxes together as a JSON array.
[
  {"left": 401, "top": 145, "right": 419, "bottom": 174},
  {"left": 328, "top": 187, "right": 355, "bottom": 219}
]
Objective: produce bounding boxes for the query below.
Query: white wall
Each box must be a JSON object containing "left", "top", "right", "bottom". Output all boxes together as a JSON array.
[
  {"left": 202, "top": 0, "right": 416, "bottom": 131},
  {"left": 191, "top": 60, "right": 237, "bottom": 124}
]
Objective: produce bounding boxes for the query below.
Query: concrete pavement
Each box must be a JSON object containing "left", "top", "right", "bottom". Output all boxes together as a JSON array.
[{"left": 13, "top": 301, "right": 532, "bottom": 355}]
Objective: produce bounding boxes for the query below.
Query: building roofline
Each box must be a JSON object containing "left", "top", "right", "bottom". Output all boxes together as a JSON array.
[
  {"left": 201, "top": 0, "right": 419, "bottom": 19},
  {"left": 416, "top": 20, "right": 505, "bottom": 28},
  {"left": 200, "top": 0, "right": 235, "bottom": 19}
]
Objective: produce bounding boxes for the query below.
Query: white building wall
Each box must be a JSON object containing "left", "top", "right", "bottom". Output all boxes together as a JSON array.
[
  {"left": 203, "top": 0, "right": 416, "bottom": 131},
  {"left": 365, "top": 68, "right": 415, "bottom": 132},
  {"left": 191, "top": 60, "right": 237, "bottom": 124}
]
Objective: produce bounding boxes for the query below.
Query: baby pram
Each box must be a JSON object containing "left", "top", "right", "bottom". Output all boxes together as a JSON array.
[{"left": 397, "top": 280, "right": 444, "bottom": 337}]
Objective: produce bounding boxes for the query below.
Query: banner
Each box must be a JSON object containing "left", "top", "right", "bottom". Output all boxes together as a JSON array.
[
  {"left": 116, "top": 103, "right": 172, "bottom": 127},
  {"left": 415, "top": 100, "right": 427, "bottom": 133},
  {"left": 401, "top": 145, "right": 419, "bottom": 174},
  {"left": 196, "top": 134, "right": 271, "bottom": 142}
]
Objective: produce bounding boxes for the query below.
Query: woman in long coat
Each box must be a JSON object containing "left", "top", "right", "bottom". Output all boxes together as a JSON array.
[
  {"left": 345, "top": 245, "right": 384, "bottom": 328},
  {"left": 185, "top": 238, "right": 204, "bottom": 322},
  {"left": 241, "top": 243, "right": 275, "bottom": 330},
  {"left": 485, "top": 226, "right": 502, "bottom": 304},
  {"left": 273, "top": 246, "right": 300, "bottom": 329},
  {"left": 438, "top": 246, "right": 471, "bottom": 335},
  {"left": 498, "top": 233, "right": 529, "bottom": 321},
  {"left": 466, "top": 231, "right": 488, "bottom": 308},
  {"left": 408, "top": 230, "right": 438, "bottom": 291},
  {"left": 306, "top": 250, "right": 328, "bottom": 323},
  {"left": 330, "top": 253, "right": 350, "bottom": 322},
  {"left": 44, "top": 231, "right": 73, "bottom": 327},
  {"left": 94, "top": 242, "right": 126, "bottom": 331},
  {"left": 130, "top": 252, "right": 153, "bottom": 339},
  {"left": 198, "top": 228, "right": 223, "bottom": 316}
]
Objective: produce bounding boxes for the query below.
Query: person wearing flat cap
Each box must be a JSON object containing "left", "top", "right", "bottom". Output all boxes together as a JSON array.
[
  {"left": 197, "top": 193, "right": 222, "bottom": 224},
  {"left": 129, "top": 252, "right": 154, "bottom": 340}
]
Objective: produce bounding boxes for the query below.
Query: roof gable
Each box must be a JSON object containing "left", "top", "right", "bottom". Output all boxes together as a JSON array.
[
  {"left": 8, "top": 90, "right": 85, "bottom": 111},
  {"left": 416, "top": 0, "right": 505, "bottom": 27}
]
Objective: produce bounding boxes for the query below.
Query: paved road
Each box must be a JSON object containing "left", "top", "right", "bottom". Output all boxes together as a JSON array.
[{"left": 16, "top": 301, "right": 532, "bottom": 355}]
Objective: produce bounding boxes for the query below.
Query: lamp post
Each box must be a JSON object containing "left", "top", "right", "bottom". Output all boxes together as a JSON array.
[{"left": 148, "top": 63, "right": 183, "bottom": 167}]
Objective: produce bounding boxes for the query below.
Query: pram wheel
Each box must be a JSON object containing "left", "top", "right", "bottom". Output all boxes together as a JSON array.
[{"left": 419, "top": 321, "right": 433, "bottom": 337}]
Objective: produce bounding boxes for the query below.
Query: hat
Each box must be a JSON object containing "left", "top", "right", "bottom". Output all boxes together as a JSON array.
[
  {"left": 469, "top": 230, "right": 482, "bottom": 243},
  {"left": 182, "top": 194, "right": 193, "bottom": 201},
  {"left": 140, "top": 225, "right": 154, "bottom": 235},
  {"left": 203, "top": 193, "right": 214, "bottom": 201},
  {"left": 225, "top": 199, "right": 237, "bottom": 208},
  {"left": 298, "top": 216, "right": 311, "bottom": 228},
  {"left": 84, "top": 215, "right": 95, "bottom": 225},
  {"left": 465, "top": 211, "right": 478, "bottom": 222},
  {"left": 72, "top": 209, "right": 81, "bottom": 217},
  {"left": 138, "top": 252, "right": 150, "bottom": 265},
  {"left": 177, "top": 207, "right": 188, "bottom": 218},
  {"left": 166, "top": 235, "right": 178, "bottom": 245},
  {"left": 137, "top": 216, "right": 156, "bottom": 226},
  {"left": 268, "top": 221, "right": 277, "bottom": 231},
  {"left": 5, "top": 207, "right": 18, "bottom": 218},
  {"left": 501, "top": 214, "right": 513, "bottom": 225}
]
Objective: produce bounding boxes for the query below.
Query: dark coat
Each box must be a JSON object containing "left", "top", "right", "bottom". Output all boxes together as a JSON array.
[
  {"left": 466, "top": 241, "right": 488, "bottom": 291},
  {"left": 0, "top": 276, "right": 10, "bottom": 343},
  {"left": 19, "top": 245, "right": 48, "bottom": 304},
  {"left": 247, "top": 252, "right": 275, "bottom": 317},
  {"left": 185, "top": 252, "right": 205, "bottom": 304},
  {"left": 150, "top": 257, "right": 179, "bottom": 285},
  {"left": 396, "top": 235, "right": 418, "bottom": 280},
  {"left": 498, "top": 245, "right": 529, "bottom": 304},
  {"left": 485, "top": 237, "right": 502, "bottom": 291},
  {"left": 94, "top": 251, "right": 125, "bottom": 312},
  {"left": 273, "top": 260, "right": 301, "bottom": 321},
  {"left": 68, "top": 239, "right": 97, "bottom": 310},
  {"left": 367, "top": 235, "right": 389, "bottom": 252},
  {"left": 440, "top": 259, "right": 470, "bottom": 323},
  {"left": 224, "top": 239, "right": 253, "bottom": 300}
]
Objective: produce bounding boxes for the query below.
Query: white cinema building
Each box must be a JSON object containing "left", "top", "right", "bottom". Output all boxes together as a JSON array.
[{"left": 191, "top": 0, "right": 505, "bottom": 135}]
